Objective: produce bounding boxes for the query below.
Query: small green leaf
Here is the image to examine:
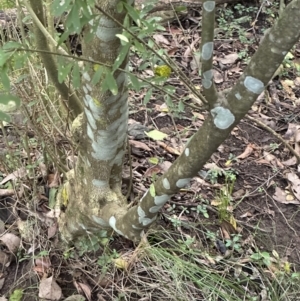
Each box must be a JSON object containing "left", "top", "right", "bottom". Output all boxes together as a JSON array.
[
  {"left": 128, "top": 74, "right": 142, "bottom": 91},
  {"left": 143, "top": 88, "right": 153, "bottom": 104},
  {"left": 0, "top": 94, "right": 20, "bottom": 106},
  {"left": 112, "top": 43, "right": 130, "bottom": 72},
  {"left": 145, "top": 130, "right": 168, "bottom": 141},
  {"left": 92, "top": 65, "right": 104, "bottom": 85},
  {"left": 148, "top": 157, "right": 159, "bottom": 165},
  {"left": 72, "top": 63, "right": 81, "bottom": 88},
  {"left": 2, "top": 41, "right": 22, "bottom": 50},
  {"left": 149, "top": 184, "right": 156, "bottom": 197},
  {"left": 0, "top": 50, "right": 10, "bottom": 67},
  {"left": 116, "top": 1, "right": 124, "bottom": 13},
  {"left": 49, "top": 188, "right": 58, "bottom": 209},
  {"left": 105, "top": 72, "right": 118, "bottom": 95},
  {"left": 52, "top": 0, "right": 72, "bottom": 16},
  {"left": 123, "top": 3, "right": 141, "bottom": 25},
  {"left": 58, "top": 63, "right": 73, "bottom": 83},
  {"left": 0, "top": 71, "right": 10, "bottom": 91},
  {"left": 116, "top": 34, "right": 129, "bottom": 43},
  {"left": 9, "top": 289, "right": 23, "bottom": 301}
]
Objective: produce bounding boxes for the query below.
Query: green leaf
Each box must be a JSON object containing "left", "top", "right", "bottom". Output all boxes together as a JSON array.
[
  {"left": 0, "top": 70, "right": 10, "bottom": 91},
  {"left": 105, "top": 72, "right": 118, "bottom": 95},
  {"left": 2, "top": 41, "right": 22, "bottom": 50},
  {"left": 52, "top": 0, "right": 72, "bottom": 16},
  {"left": 123, "top": 3, "right": 141, "bottom": 25},
  {"left": 0, "top": 111, "right": 11, "bottom": 122},
  {"left": 112, "top": 43, "right": 130, "bottom": 72},
  {"left": 145, "top": 130, "right": 168, "bottom": 141},
  {"left": 149, "top": 184, "right": 156, "bottom": 197},
  {"left": 9, "top": 289, "right": 23, "bottom": 301},
  {"left": 72, "top": 63, "right": 81, "bottom": 88},
  {"left": 116, "top": 34, "right": 129, "bottom": 43},
  {"left": 49, "top": 188, "right": 58, "bottom": 209},
  {"left": 178, "top": 100, "right": 185, "bottom": 112},
  {"left": 128, "top": 74, "right": 142, "bottom": 91},
  {"left": 143, "top": 88, "right": 153, "bottom": 104},
  {"left": 0, "top": 94, "right": 20, "bottom": 106},
  {"left": 0, "top": 50, "right": 10, "bottom": 67},
  {"left": 58, "top": 63, "right": 74, "bottom": 83},
  {"left": 69, "top": 5, "right": 82, "bottom": 34},
  {"left": 92, "top": 65, "right": 104, "bottom": 85},
  {"left": 148, "top": 157, "right": 159, "bottom": 165}
]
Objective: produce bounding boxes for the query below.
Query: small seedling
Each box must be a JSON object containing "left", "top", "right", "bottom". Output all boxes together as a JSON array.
[{"left": 225, "top": 234, "right": 242, "bottom": 251}]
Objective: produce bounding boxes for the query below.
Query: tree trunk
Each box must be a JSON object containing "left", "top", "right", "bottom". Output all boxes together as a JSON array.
[{"left": 24, "top": 0, "right": 300, "bottom": 243}]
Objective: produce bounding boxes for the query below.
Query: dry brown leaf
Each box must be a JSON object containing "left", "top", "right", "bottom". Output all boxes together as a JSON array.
[
  {"left": 0, "top": 167, "right": 27, "bottom": 185},
  {"left": 213, "top": 70, "right": 223, "bottom": 83},
  {"left": 262, "top": 151, "right": 284, "bottom": 168},
  {"left": 156, "top": 141, "right": 181, "bottom": 155},
  {"left": 286, "top": 172, "right": 300, "bottom": 200},
  {"left": 0, "top": 189, "right": 14, "bottom": 197},
  {"left": 273, "top": 187, "right": 300, "bottom": 205},
  {"left": 48, "top": 222, "right": 58, "bottom": 239},
  {"left": 48, "top": 171, "right": 61, "bottom": 188},
  {"left": 74, "top": 281, "right": 92, "bottom": 301},
  {"left": 284, "top": 123, "right": 300, "bottom": 141},
  {"left": 35, "top": 256, "right": 51, "bottom": 272},
  {"left": 236, "top": 144, "right": 254, "bottom": 159},
  {"left": 281, "top": 79, "right": 296, "bottom": 100},
  {"left": 158, "top": 161, "right": 172, "bottom": 173},
  {"left": 217, "top": 53, "right": 239, "bottom": 64},
  {"left": 0, "top": 250, "right": 11, "bottom": 266},
  {"left": 282, "top": 156, "right": 298, "bottom": 166},
  {"left": 0, "top": 233, "right": 21, "bottom": 253},
  {"left": 129, "top": 140, "right": 151, "bottom": 151},
  {"left": 233, "top": 188, "right": 245, "bottom": 198},
  {"left": 153, "top": 34, "right": 170, "bottom": 45},
  {"left": 240, "top": 211, "right": 253, "bottom": 218},
  {"left": 144, "top": 165, "right": 162, "bottom": 177},
  {"left": 39, "top": 276, "right": 62, "bottom": 300}
]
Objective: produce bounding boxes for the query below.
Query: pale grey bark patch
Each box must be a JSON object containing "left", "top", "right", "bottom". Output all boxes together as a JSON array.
[
  {"left": 176, "top": 178, "right": 192, "bottom": 188},
  {"left": 92, "top": 215, "right": 109, "bottom": 226},
  {"left": 235, "top": 92, "right": 242, "bottom": 100},
  {"left": 202, "top": 42, "right": 214, "bottom": 60},
  {"left": 203, "top": 1, "right": 215, "bottom": 12},
  {"left": 202, "top": 69, "right": 213, "bottom": 89},
  {"left": 210, "top": 106, "right": 235, "bottom": 129},
  {"left": 163, "top": 178, "right": 170, "bottom": 190},
  {"left": 184, "top": 148, "right": 190, "bottom": 157},
  {"left": 96, "top": 17, "right": 120, "bottom": 42},
  {"left": 244, "top": 76, "right": 264, "bottom": 94},
  {"left": 92, "top": 179, "right": 108, "bottom": 188},
  {"left": 109, "top": 216, "right": 124, "bottom": 235},
  {"left": 154, "top": 194, "right": 170, "bottom": 205},
  {"left": 83, "top": 72, "right": 91, "bottom": 82},
  {"left": 149, "top": 205, "right": 162, "bottom": 213},
  {"left": 85, "top": 108, "right": 96, "bottom": 129}
]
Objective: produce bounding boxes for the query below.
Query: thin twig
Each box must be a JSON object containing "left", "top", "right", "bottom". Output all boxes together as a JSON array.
[{"left": 245, "top": 115, "right": 300, "bottom": 163}]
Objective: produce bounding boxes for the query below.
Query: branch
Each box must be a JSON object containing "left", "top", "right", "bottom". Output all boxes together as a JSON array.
[
  {"left": 245, "top": 115, "right": 300, "bottom": 163},
  {"left": 27, "top": 0, "right": 83, "bottom": 119}
]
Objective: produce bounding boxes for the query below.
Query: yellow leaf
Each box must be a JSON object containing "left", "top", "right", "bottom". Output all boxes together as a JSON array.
[
  {"left": 284, "top": 261, "right": 291, "bottom": 274},
  {"left": 148, "top": 157, "right": 159, "bottom": 165},
  {"left": 154, "top": 65, "right": 172, "bottom": 77},
  {"left": 113, "top": 258, "right": 129, "bottom": 270},
  {"left": 145, "top": 130, "right": 168, "bottom": 141},
  {"left": 229, "top": 215, "right": 237, "bottom": 230},
  {"left": 225, "top": 160, "right": 232, "bottom": 166},
  {"left": 211, "top": 200, "right": 222, "bottom": 206}
]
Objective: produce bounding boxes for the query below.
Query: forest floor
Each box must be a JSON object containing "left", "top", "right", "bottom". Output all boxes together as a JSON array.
[{"left": 0, "top": 1, "right": 300, "bottom": 301}]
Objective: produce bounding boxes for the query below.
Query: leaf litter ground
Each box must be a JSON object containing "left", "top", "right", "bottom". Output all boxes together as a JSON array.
[{"left": 0, "top": 1, "right": 300, "bottom": 300}]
